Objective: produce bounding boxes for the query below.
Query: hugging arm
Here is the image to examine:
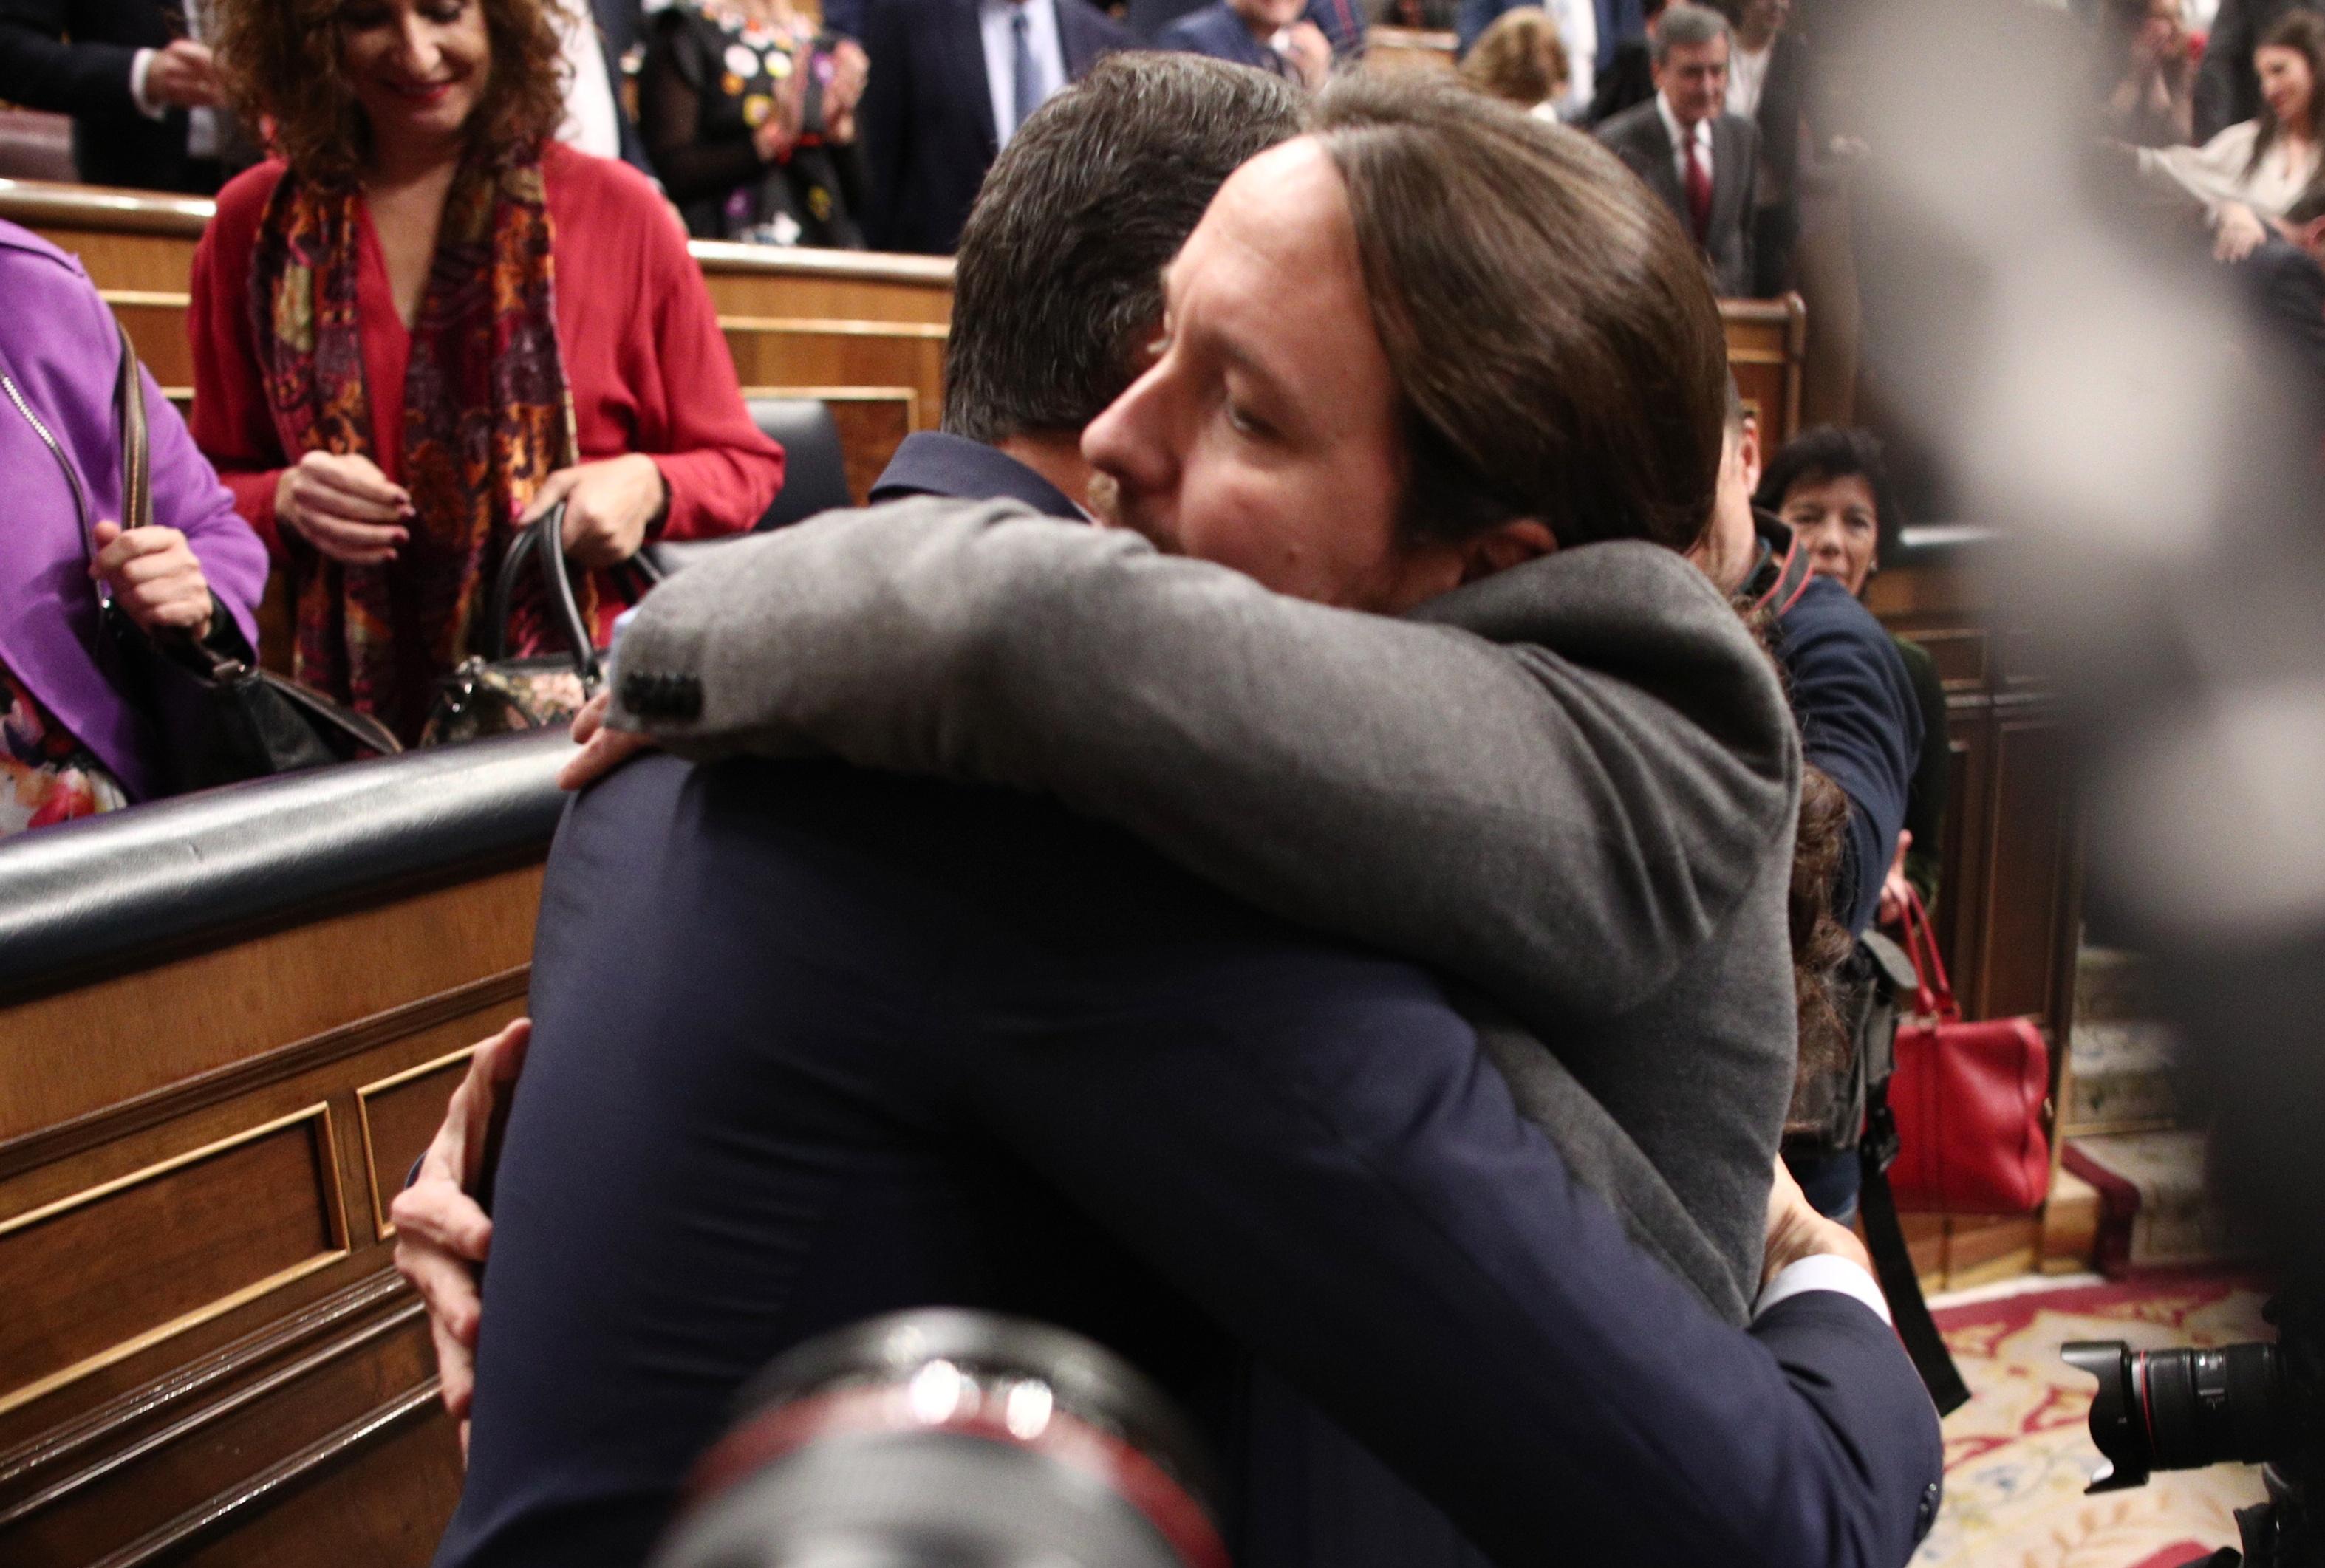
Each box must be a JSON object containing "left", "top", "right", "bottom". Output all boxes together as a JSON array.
[{"left": 608, "top": 496, "right": 1800, "bottom": 1023}]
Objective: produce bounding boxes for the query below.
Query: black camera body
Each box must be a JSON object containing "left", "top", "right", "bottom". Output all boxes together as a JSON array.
[{"left": 2065, "top": 1289, "right": 2325, "bottom": 1568}]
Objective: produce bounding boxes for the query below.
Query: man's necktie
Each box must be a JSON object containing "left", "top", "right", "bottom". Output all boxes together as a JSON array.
[
  {"left": 1010, "top": 7, "right": 1041, "bottom": 135},
  {"left": 1683, "top": 131, "right": 1712, "bottom": 244}
]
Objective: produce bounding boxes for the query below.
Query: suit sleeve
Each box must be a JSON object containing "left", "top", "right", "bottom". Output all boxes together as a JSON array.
[
  {"left": 608, "top": 497, "right": 1800, "bottom": 1024},
  {"left": 958, "top": 916, "right": 1945, "bottom": 1568},
  {"left": 0, "top": 0, "right": 140, "bottom": 118},
  {"left": 1781, "top": 583, "right": 1919, "bottom": 936},
  {"left": 1453, "top": 0, "right": 1502, "bottom": 55}
]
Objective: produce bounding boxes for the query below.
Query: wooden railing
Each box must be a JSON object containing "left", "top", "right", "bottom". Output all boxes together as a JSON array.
[{"left": 0, "top": 179, "right": 1811, "bottom": 492}]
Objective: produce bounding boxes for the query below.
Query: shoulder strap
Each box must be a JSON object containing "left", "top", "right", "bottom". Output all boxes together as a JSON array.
[
  {"left": 113, "top": 318, "right": 151, "bottom": 534},
  {"left": 1750, "top": 523, "right": 1816, "bottom": 618}
]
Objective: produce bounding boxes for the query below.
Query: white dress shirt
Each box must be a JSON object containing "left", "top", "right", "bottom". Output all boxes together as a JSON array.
[
  {"left": 129, "top": 0, "right": 218, "bottom": 159},
  {"left": 1542, "top": 0, "right": 1595, "bottom": 123},
  {"left": 1754, "top": 1253, "right": 1894, "bottom": 1326},
  {"left": 1727, "top": 40, "right": 1770, "bottom": 121},
  {"left": 551, "top": 0, "right": 624, "bottom": 161},
  {"left": 979, "top": 0, "right": 1068, "bottom": 148},
  {"left": 1656, "top": 89, "right": 1715, "bottom": 191}
]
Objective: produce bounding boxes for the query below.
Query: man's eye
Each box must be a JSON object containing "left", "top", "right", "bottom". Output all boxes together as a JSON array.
[{"left": 1226, "top": 403, "right": 1270, "bottom": 438}]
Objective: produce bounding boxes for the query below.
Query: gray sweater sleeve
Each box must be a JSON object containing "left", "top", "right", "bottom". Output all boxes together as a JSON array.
[{"left": 610, "top": 495, "right": 1798, "bottom": 1027}]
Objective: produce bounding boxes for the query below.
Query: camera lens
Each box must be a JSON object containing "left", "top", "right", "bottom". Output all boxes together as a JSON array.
[
  {"left": 2064, "top": 1338, "right": 2297, "bottom": 1492},
  {"left": 652, "top": 1311, "right": 1228, "bottom": 1568}
]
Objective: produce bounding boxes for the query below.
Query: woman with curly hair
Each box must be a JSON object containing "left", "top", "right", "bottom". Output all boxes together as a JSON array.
[
  {"left": 1459, "top": 7, "right": 1571, "bottom": 121},
  {"left": 188, "top": 0, "right": 784, "bottom": 741}
]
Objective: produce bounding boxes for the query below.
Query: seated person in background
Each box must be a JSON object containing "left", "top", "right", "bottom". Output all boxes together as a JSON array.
[
  {"left": 0, "top": 221, "right": 266, "bottom": 834},
  {"left": 1756, "top": 423, "right": 1945, "bottom": 928},
  {"left": 638, "top": 0, "right": 871, "bottom": 247},
  {"left": 188, "top": 0, "right": 782, "bottom": 744},
  {"left": 2136, "top": 11, "right": 2324, "bottom": 260},
  {"left": 409, "top": 69, "right": 1940, "bottom": 1568},
  {"left": 0, "top": 0, "right": 227, "bottom": 191},
  {"left": 1158, "top": 0, "right": 1335, "bottom": 89},
  {"left": 1458, "top": 0, "right": 1594, "bottom": 117},
  {"left": 1459, "top": 7, "right": 1571, "bottom": 120},
  {"left": 2105, "top": 0, "right": 2199, "bottom": 148},
  {"left": 1597, "top": 4, "right": 1760, "bottom": 297},
  {"left": 1698, "top": 397, "right": 1919, "bottom": 1221}
]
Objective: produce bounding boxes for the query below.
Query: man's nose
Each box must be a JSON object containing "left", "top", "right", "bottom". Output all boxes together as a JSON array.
[{"left": 1082, "top": 370, "right": 1177, "bottom": 495}]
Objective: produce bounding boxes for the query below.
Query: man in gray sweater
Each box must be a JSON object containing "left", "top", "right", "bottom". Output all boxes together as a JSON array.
[{"left": 409, "top": 67, "right": 1942, "bottom": 1568}]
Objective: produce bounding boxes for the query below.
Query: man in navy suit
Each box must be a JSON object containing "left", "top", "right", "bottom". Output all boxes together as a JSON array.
[
  {"left": 406, "top": 66, "right": 1943, "bottom": 1568},
  {"left": 1132, "top": 0, "right": 1363, "bottom": 55},
  {"left": 853, "top": 0, "right": 1133, "bottom": 254}
]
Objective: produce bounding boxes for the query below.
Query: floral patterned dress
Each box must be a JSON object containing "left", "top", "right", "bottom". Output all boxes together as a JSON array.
[{"left": 1, "top": 663, "right": 127, "bottom": 838}]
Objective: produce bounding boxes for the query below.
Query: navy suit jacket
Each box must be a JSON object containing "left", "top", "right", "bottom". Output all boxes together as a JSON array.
[
  {"left": 1133, "top": 0, "right": 1362, "bottom": 51},
  {"left": 440, "top": 751, "right": 1942, "bottom": 1568},
  {"left": 1772, "top": 564, "right": 1920, "bottom": 937},
  {"left": 856, "top": 0, "right": 1133, "bottom": 255}
]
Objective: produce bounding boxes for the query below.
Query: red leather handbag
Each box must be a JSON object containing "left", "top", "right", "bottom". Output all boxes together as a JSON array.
[{"left": 1885, "top": 889, "right": 2053, "bottom": 1214}]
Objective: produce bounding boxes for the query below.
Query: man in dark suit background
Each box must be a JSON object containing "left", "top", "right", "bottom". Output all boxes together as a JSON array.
[
  {"left": 1597, "top": 1, "right": 1760, "bottom": 296},
  {"left": 854, "top": 0, "right": 1133, "bottom": 254},
  {"left": 0, "top": 0, "right": 222, "bottom": 191},
  {"left": 1711, "top": 0, "right": 1806, "bottom": 295},
  {"left": 1587, "top": 0, "right": 1665, "bottom": 122}
]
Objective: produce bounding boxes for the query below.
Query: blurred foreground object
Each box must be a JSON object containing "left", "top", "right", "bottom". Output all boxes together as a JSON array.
[{"left": 653, "top": 1311, "right": 1228, "bottom": 1568}]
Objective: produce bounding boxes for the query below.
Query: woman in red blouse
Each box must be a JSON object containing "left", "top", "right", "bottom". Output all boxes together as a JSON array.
[{"left": 195, "top": 0, "right": 784, "bottom": 741}]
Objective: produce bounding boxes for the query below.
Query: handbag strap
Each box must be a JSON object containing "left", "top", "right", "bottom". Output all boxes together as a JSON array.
[
  {"left": 1896, "top": 886, "right": 1958, "bottom": 1021},
  {"left": 485, "top": 503, "right": 601, "bottom": 686},
  {"left": 113, "top": 318, "right": 151, "bottom": 534}
]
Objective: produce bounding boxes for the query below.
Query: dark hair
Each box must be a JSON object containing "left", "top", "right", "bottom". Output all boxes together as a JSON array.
[
  {"left": 1461, "top": 8, "right": 1571, "bottom": 109},
  {"left": 1307, "top": 70, "right": 1730, "bottom": 552},
  {"left": 1786, "top": 764, "right": 1856, "bottom": 1129},
  {"left": 943, "top": 55, "right": 1303, "bottom": 445},
  {"left": 2247, "top": 10, "right": 2325, "bottom": 182},
  {"left": 213, "top": 0, "right": 564, "bottom": 187},
  {"left": 2287, "top": 179, "right": 2325, "bottom": 227},
  {"left": 1753, "top": 424, "right": 1903, "bottom": 564}
]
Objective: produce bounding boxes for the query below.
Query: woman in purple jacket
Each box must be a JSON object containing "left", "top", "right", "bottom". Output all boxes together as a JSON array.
[{"left": 0, "top": 219, "right": 267, "bottom": 836}]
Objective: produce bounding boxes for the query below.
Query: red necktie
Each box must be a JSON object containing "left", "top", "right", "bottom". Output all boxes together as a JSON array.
[{"left": 1684, "top": 131, "right": 1712, "bottom": 245}]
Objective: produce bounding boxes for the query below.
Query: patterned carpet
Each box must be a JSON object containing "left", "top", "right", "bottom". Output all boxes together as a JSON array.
[{"left": 1915, "top": 1274, "right": 2273, "bottom": 1567}]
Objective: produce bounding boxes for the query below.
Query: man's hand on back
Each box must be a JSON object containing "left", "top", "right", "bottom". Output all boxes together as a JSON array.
[
  {"left": 558, "top": 691, "right": 658, "bottom": 791},
  {"left": 389, "top": 1018, "right": 530, "bottom": 1458},
  {"left": 1761, "top": 1153, "right": 1874, "bottom": 1293}
]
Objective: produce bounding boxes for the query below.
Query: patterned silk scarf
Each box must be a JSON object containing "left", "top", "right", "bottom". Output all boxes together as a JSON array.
[{"left": 248, "top": 153, "right": 584, "bottom": 742}]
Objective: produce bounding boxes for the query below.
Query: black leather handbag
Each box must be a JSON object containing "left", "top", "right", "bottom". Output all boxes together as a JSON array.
[
  {"left": 420, "top": 504, "right": 663, "bottom": 745},
  {"left": 48, "top": 323, "right": 402, "bottom": 792}
]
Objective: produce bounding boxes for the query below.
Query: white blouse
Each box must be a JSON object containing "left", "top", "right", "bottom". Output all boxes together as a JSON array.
[{"left": 2137, "top": 118, "right": 2321, "bottom": 219}]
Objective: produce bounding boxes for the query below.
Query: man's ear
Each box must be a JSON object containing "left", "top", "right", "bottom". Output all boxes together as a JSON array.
[
  {"left": 1458, "top": 518, "right": 1558, "bottom": 585},
  {"left": 1739, "top": 414, "right": 1763, "bottom": 496}
]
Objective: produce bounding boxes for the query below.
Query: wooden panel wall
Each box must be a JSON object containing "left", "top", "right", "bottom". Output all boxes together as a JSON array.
[{"left": 0, "top": 864, "right": 542, "bottom": 1567}]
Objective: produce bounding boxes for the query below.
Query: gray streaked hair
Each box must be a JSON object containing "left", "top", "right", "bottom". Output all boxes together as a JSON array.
[
  {"left": 1652, "top": 2, "right": 1732, "bottom": 66},
  {"left": 943, "top": 55, "right": 1303, "bottom": 445}
]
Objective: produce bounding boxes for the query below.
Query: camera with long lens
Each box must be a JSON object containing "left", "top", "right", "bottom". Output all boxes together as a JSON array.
[
  {"left": 2063, "top": 1290, "right": 2324, "bottom": 1568},
  {"left": 650, "top": 1309, "right": 1230, "bottom": 1568}
]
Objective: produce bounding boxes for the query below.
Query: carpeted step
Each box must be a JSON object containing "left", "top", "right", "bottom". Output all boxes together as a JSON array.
[
  {"left": 2073, "top": 944, "right": 2160, "bottom": 1026},
  {"left": 2062, "top": 1129, "right": 2258, "bottom": 1276},
  {"left": 2063, "top": 1018, "right": 2183, "bottom": 1132}
]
